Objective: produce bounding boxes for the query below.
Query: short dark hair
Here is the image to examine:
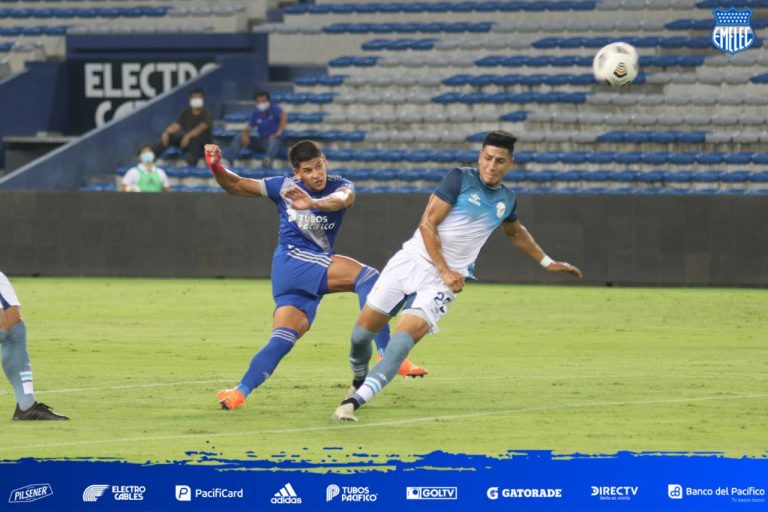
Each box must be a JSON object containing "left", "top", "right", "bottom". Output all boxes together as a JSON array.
[
  {"left": 255, "top": 90, "right": 270, "bottom": 101},
  {"left": 289, "top": 140, "right": 323, "bottom": 168},
  {"left": 190, "top": 88, "right": 204, "bottom": 97},
  {"left": 138, "top": 144, "right": 153, "bottom": 154},
  {"left": 482, "top": 130, "right": 517, "bottom": 155}
]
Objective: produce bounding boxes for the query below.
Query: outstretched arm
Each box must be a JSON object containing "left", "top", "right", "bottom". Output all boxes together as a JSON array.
[
  {"left": 502, "top": 220, "right": 582, "bottom": 277},
  {"left": 204, "top": 144, "right": 264, "bottom": 197},
  {"left": 419, "top": 194, "right": 465, "bottom": 293},
  {"left": 282, "top": 186, "right": 354, "bottom": 212}
]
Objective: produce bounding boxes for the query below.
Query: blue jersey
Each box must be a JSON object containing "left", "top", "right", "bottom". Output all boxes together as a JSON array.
[
  {"left": 249, "top": 104, "right": 284, "bottom": 139},
  {"left": 402, "top": 167, "right": 517, "bottom": 276},
  {"left": 263, "top": 174, "right": 354, "bottom": 254}
]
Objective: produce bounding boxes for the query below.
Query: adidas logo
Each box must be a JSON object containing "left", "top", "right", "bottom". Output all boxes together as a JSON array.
[{"left": 271, "top": 483, "right": 302, "bottom": 505}]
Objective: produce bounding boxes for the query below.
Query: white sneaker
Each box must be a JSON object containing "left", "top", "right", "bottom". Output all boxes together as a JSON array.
[{"left": 331, "top": 403, "right": 358, "bottom": 422}]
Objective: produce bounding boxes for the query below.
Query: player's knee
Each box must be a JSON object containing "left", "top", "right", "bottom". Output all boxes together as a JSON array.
[{"left": 0, "top": 307, "right": 21, "bottom": 331}]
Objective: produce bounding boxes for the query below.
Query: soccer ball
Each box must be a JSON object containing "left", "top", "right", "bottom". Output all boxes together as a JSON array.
[{"left": 592, "top": 42, "right": 639, "bottom": 87}]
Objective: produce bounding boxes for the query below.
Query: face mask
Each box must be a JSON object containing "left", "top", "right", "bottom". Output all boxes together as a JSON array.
[
  {"left": 190, "top": 97, "right": 204, "bottom": 109},
  {"left": 140, "top": 151, "right": 155, "bottom": 164},
  {"left": 256, "top": 101, "right": 270, "bottom": 112}
]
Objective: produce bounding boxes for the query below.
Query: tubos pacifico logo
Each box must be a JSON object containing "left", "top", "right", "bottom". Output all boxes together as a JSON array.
[
  {"left": 326, "top": 484, "right": 378, "bottom": 503},
  {"left": 8, "top": 484, "right": 53, "bottom": 504}
]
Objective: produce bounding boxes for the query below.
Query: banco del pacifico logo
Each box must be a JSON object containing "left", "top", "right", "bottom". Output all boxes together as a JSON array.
[{"left": 712, "top": 8, "right": 754, "bottom": 54}]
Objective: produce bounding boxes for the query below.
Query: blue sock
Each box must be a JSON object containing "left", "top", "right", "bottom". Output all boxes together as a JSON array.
[
  {"left": 1, "top": 321, "right": 35, "bottom": 410},
  {"left": 353, "top": 266, "right": 390, "bottom": 355},
  {"left": 236, "top": 327, "right": 298, "bottom": 397}
]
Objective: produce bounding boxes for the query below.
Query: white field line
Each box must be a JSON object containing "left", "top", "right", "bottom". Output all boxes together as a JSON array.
[
  {"left": 1, "top": 372, "right": 763, "bottom": 397},
  {"left": 2, "top": 393, "right": 767, "bottom": 453}
]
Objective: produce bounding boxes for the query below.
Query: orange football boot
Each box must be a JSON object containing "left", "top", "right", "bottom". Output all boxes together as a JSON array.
[
  {"left": 217, "top": 388, "right": 245, "bottom": 410},
  {"left": 378, "top": 355, "right": 429, "bottom": 378}
]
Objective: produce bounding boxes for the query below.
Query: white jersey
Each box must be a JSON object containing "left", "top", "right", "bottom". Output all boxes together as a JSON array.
[
  {"left": 402, "top": 167, "right": 517, "bottom": 277},
  {"left": 0, "top": 271, "right": 21, "bottom": 309}
]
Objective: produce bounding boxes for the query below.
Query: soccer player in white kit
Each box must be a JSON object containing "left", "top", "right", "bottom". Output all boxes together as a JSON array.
[
  {"left": 332, "top": 131, "right": 582, "bottom": 421},
  {"left": 0, "top": 271, "right": 68, "bottom": 420}
]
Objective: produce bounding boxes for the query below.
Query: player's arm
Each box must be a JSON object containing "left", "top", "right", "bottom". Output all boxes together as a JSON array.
[
  {"left": 419, "top": 194, "right": 465, "bottom": 293},
  {"left": 204, "top": 144, "right": 264, "bottom": 197},
  {"left": 283, "top": 186, "right": 354, "bottom": 212},
  {"left": 502, "top": 220, "right": 582, "bottom": 277}
]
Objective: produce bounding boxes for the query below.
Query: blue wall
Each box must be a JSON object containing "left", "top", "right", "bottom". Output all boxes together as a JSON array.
[
  {"left": 0, "top": 61, "right": 69, "bottom": 168},
  {"left": 0, "top": 33, "right": 268, "bottom": 190}
]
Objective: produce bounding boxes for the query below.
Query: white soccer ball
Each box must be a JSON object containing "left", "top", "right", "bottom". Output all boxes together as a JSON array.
[{"left": 592, "top": 42, "right": 639, "bottom": 87}]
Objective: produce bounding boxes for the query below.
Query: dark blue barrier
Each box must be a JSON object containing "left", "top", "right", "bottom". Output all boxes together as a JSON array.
[{"left": 0, "top": 61, "right": 68, "bottom": 169}]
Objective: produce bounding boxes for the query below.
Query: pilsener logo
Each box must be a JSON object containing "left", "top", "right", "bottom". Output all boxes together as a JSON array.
[
  {"left": 668, "top": 484, "right": 684, "bottom": 500},
  {"left": 406, "top": 487, "right": 457, "bottom": 500},
  {"left": 8, "top": 484, "right": 53, "bottom": 504}
]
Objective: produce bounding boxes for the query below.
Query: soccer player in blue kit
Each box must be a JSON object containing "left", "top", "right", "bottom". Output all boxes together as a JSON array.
[
  {"left": 332, "top": 131, "right": 583, "bottom": 421},
  {"left": 203, "top": 141, "right": 427, "bottom": 411}
]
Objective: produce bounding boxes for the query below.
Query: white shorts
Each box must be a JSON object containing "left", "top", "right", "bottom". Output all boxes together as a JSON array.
[
  {"left": 367, "top": 248, "right": 456, "bottom": 333},
  {"left": 0, "top": 272, "right": 21, "bottom": 309}
]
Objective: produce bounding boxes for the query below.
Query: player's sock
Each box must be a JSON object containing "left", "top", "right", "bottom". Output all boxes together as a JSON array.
[
  {"left": 235, "top": 328, "right": 298, "bottom": 397},
  {"left": 352, "top": 266, "right": 390, "bottom": 356},
  {"left": 349, "top": 324, "right": 375, "bottom": 384},
  {"left": 0, "top": 321, "right": 35, "bottom": 411},
  {"left": 351, "top": 331, "right": 414, "bottom": 408}
]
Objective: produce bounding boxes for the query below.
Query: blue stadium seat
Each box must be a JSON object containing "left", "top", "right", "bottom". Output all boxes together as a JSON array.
[
  {"left": 667, "top": 152, "right": 697, "bottom": 165},
  {"left": 663, "top": 170, "right": 693, "bottom": 184},
  {"left": 499, "top": 111, "right": 528, "bottom": 122},
  {"left": 697, "top": 152, "right": 726, "bottom": 165},
  {"left": 723, "top": 152, "right": 753, "bottom": 165},
  {"left": 720, "top": 171, "right": 750, "bottom": 185}
]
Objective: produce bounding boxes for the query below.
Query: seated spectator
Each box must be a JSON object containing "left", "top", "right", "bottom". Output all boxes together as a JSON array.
[
  {"left": 120, "top": 145, "right": 170, "bottom": 192},
  {"left": 226, "top": 91, "right": 287, "bottom": 169},
  {"left": 155, "top": 88, "right": 213, "bottom": 166}
]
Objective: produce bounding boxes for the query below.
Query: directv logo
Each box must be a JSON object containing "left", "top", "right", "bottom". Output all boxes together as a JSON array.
[
  {"left": 271, "top": 483, "right": 302, "bottom": 505},
  {"left": 82, "top": 485, "right": 110, "bottom": 502},
  {"left": 406, "top": 487, "right": 458, "bottom": 500}
]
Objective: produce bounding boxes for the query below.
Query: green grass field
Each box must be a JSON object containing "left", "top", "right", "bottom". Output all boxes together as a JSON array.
[{"left": 1, "top": 278, "right": 766, "bottom": 463}]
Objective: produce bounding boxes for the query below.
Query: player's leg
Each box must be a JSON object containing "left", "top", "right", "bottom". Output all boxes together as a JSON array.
[
  {"left": 328, "top": 255, "right": 428, "bottom": 377},
  {"left": 0, "top": 276, "right": 68, "bottom": 421},
  {"left": 332, "top": 314, "right": 429, "bottom": 421},
  {"left": 218, "top": 305, "right": 310, "bottom": 410},
  {"left": 332, "top": 275, "right": 455, "bottom": 421}
]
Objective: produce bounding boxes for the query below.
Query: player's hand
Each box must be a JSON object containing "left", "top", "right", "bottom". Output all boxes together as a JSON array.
[
  {"left": 545, "top": 261, "right": 583, "bottom": 278},
  {"left": 283, "top": 187, "right": 316, "bottom": 210},
  {"left": 439, "top": 268, "right": 465, "bottom": 293},
  {"left": 204, "top": 144, "right": 224, "bottom": 174},
  {"left": 241, "top": 133, "right": 250, "bottom": 146}
]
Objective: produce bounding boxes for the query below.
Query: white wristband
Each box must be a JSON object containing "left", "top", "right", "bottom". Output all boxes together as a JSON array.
[{"left": 539, "top": 255, "right": 554, "bottom": 268}]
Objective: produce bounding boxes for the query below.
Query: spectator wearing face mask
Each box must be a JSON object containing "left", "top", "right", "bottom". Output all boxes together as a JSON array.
[
  {"left": 155, "top": 88, "right": 213, "bottom": 166},
  {"left": 120, "top": 145, "right": 171, "bottom": 192},
  {"left": 226, "top": 91, "right": 287, "bottom": 170}
]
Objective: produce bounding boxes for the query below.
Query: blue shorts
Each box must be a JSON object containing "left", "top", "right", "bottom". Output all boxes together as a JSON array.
[{"left": 271, "top": 247, "right": 332, "bottom": 325}]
